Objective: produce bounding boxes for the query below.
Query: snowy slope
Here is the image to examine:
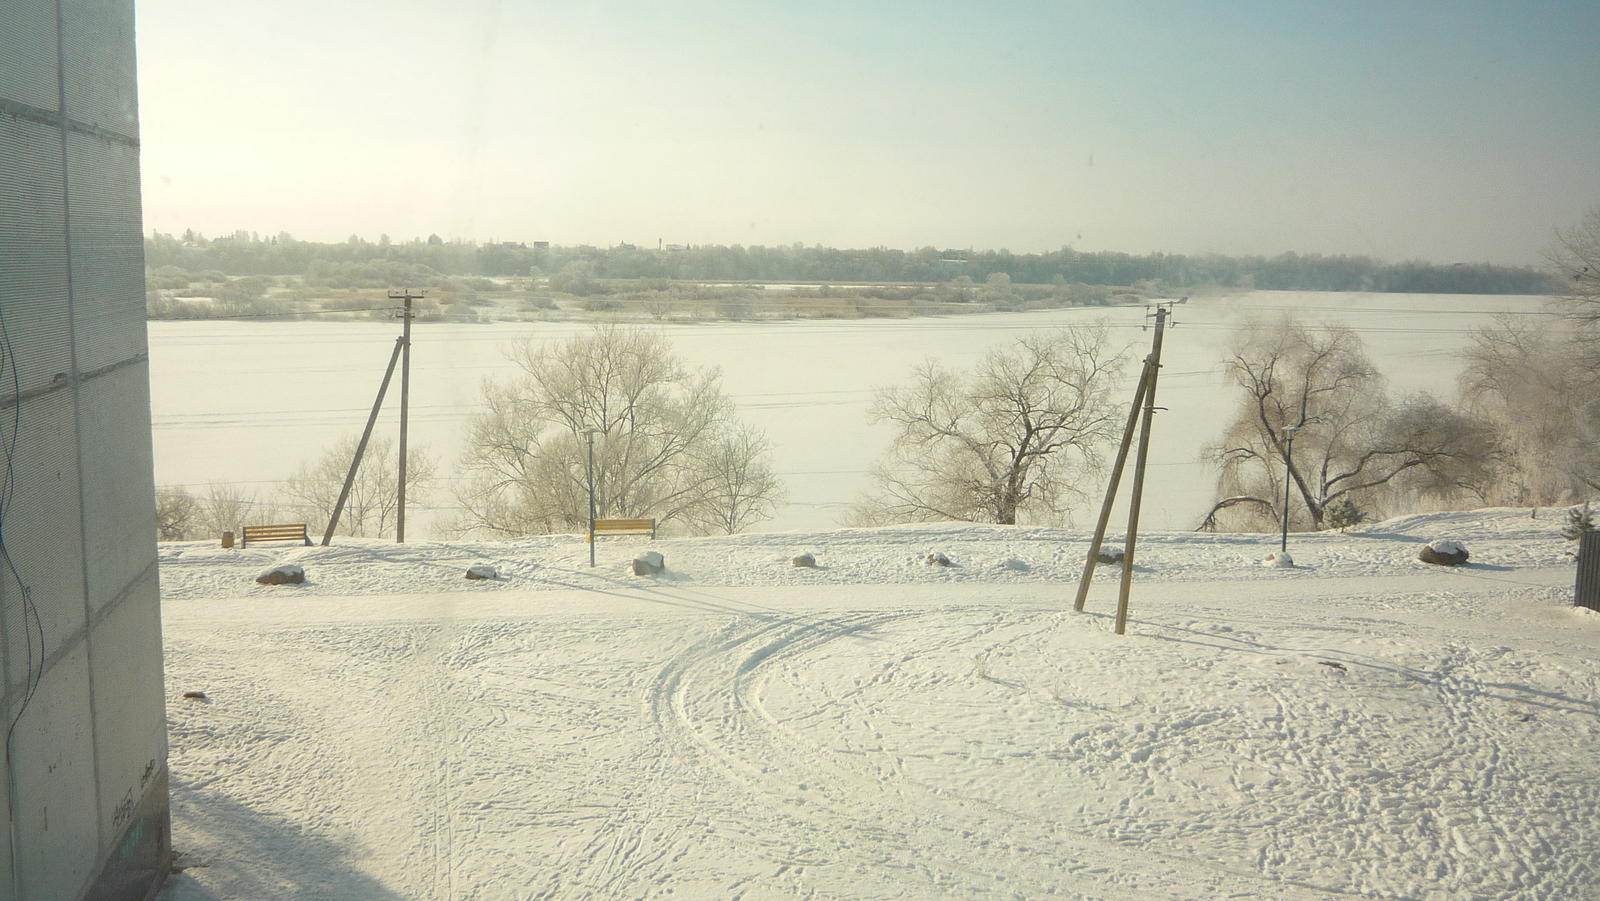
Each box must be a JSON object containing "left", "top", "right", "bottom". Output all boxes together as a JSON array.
[{"left": 156, "top": 509, "right": 1599, "bottom": 901}]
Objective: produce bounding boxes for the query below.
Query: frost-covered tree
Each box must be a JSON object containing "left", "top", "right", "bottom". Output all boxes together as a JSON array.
[
  {"left": 677, "top": 422, "right": 787, "bottom": 535},
  {"left": 852, "top": 325, "right": 1124, "bottom": 526},
  {"left": 1458, "top": 315, "right": 1600, "bottom": 504},
  {"left": 170, "top": 483, "right": 281, "bottom": 539},
  {"left": 286, "top": 437, "right": 435, "bottom": 538},
  {"left": 1202, "top": 319, "right": 1494, "bottom": 531},
  {"left": 1549, "top": 205, "right": 1600, "bottom": 323},
  {"left": 457, "top": 326, "right": 783, "bottom": 536},
  {"left": 1451, "top": 209, "right": 1600, "bottom": 503}
]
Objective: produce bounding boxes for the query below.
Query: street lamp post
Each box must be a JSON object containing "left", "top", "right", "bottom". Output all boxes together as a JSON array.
[
  {"left": 1280, "top": 424, "right": 1301, "bottom": 555},
  {"left": 584, "top": 428, "right": 601, "bottom": 567}
]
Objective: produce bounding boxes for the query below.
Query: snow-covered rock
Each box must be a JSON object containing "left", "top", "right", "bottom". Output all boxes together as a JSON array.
[
  {"left": 1262, "top": 552, "right": 1294, "bottom": 568},
  {"left": 465, "top": 563, "right": 498, "bottom": 580},
  {"left": 791, "top": 553, "right": 817, "bottom": 568},
  {"left": 255, "top": 563, "right": 305, "bottom": 585},
  {"left": 632, "top": 551, "right": 665, "bottom": 575},
  {"left": 926, "top": 552, "right": 951, "bottom": 567},
  {"left": 1420, "top": 539, "right": 1469, "bottom": 566}
]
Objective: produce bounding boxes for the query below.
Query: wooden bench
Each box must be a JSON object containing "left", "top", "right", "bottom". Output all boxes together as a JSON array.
[
  {"left": 587, "top": 518, "right": 657, "bottom": 542},
  {"left": 241, "top": 523, "right": 312, "bottom": 548}
]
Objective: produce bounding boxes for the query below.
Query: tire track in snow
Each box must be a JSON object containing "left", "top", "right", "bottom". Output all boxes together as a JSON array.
[{"left": 646, "top": 609, "right": 1355, "bottom": 900}]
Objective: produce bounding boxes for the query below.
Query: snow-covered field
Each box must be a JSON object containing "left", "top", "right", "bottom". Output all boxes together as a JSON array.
[{"left": 155, "top": 508, "right": 1600, "bottom": 901}]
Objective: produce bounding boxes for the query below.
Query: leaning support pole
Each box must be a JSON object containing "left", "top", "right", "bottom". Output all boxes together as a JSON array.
[
  {"left": 1074, "top": 356, "right": 1152, "bottom": 612},
  {"left": 1115, "top": 306, "right": 1170, "bottom": 634},
  {"left": 322, "top": 336, "right": 405, "bottom": 546}
]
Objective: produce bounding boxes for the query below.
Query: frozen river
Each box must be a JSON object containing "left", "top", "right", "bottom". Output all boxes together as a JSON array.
[{"left": 147, "top": 291, "right": 1550, "bottom": 535}]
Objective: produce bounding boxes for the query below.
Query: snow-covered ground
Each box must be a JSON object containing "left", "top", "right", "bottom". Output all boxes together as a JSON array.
[{"left": 155, "top": 507, "right": 1599, "bottom": 901}]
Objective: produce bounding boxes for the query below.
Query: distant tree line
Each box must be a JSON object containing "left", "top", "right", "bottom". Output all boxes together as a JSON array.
[{"left": 146, "top": 230, "right": 1553, "bottom": 295}]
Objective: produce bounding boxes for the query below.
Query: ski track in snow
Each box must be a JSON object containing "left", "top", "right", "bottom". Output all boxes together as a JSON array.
[{"left": 157, "top": 509, "right": 1600, "bottom": 901}]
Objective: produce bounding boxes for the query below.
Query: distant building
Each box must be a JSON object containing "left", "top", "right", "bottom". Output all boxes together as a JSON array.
[
  {"left": 935, "top": 258, "right": 966, "bottom": 277},
  {"left": 532, "top": 241, "right": 550, "bottom": 250}
]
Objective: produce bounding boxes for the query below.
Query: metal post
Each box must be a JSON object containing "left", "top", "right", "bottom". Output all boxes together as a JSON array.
[
  {"left": 322, "top": 337, "right": 404, "bottom": 546},
  {"left": 1280, "top": 426, "right": 1300, "bottom": 554},
  {"left": 585, "top": 428, "right": 599, "bottom": 567},
  {"left": 394, "top": 290, "right": 415, "bottom": 542}
]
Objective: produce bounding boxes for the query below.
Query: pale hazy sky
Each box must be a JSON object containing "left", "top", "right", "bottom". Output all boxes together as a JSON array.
[{"left": 135, "top": 1, "right": 1600, "bottom": 265}]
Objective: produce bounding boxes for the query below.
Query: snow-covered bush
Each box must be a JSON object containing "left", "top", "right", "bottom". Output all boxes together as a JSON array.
[
  {"left": 1324, "top": 497, "right": 1368, "bottom": 532},
  {"left": 1563, "top": 503, "right": 1595, "bottom": 541}
]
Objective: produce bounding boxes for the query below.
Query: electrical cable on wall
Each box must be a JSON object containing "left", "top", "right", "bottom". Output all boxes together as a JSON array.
[
  {"left": 2, "top": 258, "right": 48, "bottom": 901},
  {"left": 1, "top": 269, "right": 47, "bottom": 738}
]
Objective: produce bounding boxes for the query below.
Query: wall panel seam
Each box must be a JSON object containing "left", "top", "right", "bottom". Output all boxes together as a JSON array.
[
  {"left": 0, "top": 353, "right": 148, "bottom": 411},
  {"left": 2, "top": 558, "right": 157, "bottom": 702},
  {"left": 0, "top": 98, "right": 138, "bottom": 149}
]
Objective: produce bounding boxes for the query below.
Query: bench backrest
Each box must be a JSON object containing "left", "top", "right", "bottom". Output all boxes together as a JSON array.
[
  {"left": 592, "top": 518, "right": 654, "bottom": 532},
  {"left": 588, "top": 518, "right": 656, "bottom": 541},
  {"left": 241, "top": 523, "right": 312, "bottom": 547}
]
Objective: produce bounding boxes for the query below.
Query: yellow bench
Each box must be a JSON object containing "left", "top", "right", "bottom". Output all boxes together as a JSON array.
[
  {"left": 241, "top": 523, "right": 312, "bottom": 547},
  {"left": 587, "top": 518, "right": 657, "bottom": 542}
]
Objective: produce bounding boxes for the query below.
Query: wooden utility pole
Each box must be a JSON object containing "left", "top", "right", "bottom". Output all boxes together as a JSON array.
[
  {"left": 1074, "top": 299, "right": 1184, "bottom": 632},
  {"left": 390, "top": 288, "right": 423, "bottom": 543},
  {"left": 1114, "top": 303, "right": 1172, "bottom": 635},
  {"left": 1074, "top": 356, "right": 1152, "bottom": 611},
  {"left": 322, "top": 337, "right": 405, "bottom": 546}
]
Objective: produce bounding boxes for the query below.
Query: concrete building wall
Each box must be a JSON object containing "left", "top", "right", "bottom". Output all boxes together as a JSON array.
[{"left": 1, "top": 1, "right": 170, "bottom": 900}]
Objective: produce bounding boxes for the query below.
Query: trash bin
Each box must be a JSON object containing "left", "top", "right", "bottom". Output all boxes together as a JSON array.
[
  {"left": 221, "top": 531, "right": 234, "bottom": 549},
  {"left": 1578, "top": 530, "right": 1600, "bottom": 612}
]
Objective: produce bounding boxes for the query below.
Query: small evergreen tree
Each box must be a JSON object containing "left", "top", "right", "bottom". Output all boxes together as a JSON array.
[
  {"left": 1562, "top": 503, "right": 1594, "bottom": 541},
  {"left": 1324, "top": 496, "right": 1367, "bottom": 532}
]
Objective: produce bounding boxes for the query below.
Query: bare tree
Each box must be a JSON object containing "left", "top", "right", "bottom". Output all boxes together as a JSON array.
[
  {"left": 1549, "top": 205, "right": 1600, "bottom": 322},
  {"left": 285, "top": 437, "right": 435, "bottom": 538},
  {"left": 155, "top": 486, "right": 199, "bottom": 540},
  {"left": 1202, "top": 318, "right": 1494, "bottom": 531},
  {"left": 456, "top": 326, "right": 784, "bottom": 536},
  {"left": 679, "top": 423, "right": 787, "bottom": 535},
  {"left": 194, "top": 482, "right": 274, "bottom": 538},
  {"left": 853, "top": 325, "right": 1124, "bottom": 526}
]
